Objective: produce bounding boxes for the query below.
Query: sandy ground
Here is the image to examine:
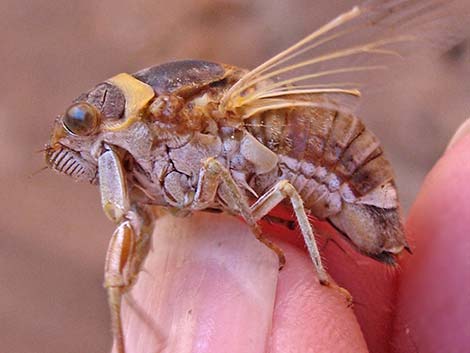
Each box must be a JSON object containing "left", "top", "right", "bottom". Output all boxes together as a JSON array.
[{"left": 1, "top": 1, "right": 469, "bottom": 352}]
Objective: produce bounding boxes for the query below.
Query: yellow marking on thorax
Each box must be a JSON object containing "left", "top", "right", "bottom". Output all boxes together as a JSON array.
[{"left": 104, "top": 73, "right": 155, "bottom": 131}]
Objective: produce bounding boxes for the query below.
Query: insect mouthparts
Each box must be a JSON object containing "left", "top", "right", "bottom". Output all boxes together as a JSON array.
[{"left": 45, "top": 147, "right": 93, "bottom": 181}]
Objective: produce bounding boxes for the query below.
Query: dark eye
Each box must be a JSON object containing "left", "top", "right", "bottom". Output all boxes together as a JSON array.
[{"left": 63, "top": 102, "right": 100, "bottom": 136}]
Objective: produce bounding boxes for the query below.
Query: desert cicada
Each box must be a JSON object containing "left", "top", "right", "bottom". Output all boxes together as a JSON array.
[{"left": 44, "top": 0, "right": 467, "bottom": 351}]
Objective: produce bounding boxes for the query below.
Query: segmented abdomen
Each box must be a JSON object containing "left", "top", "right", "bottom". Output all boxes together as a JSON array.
[{"left": 245, "top": 107, "right": 395, "bottom": 218}]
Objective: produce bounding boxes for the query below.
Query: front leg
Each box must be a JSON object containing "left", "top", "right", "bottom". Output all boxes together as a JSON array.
[{"left": 99, "top": 148, "right": 154, "bottom": 353}]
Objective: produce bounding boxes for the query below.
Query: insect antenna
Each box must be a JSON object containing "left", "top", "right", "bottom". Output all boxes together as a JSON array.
[
  {"left": 31, "top": 146, "right": 53, "bottom": 177},
  {"left": 28, "top": 166, "right": 49, "bottom": 179},
  {"left": 35, "top": 145, "right": 52, "bottom": 153}
]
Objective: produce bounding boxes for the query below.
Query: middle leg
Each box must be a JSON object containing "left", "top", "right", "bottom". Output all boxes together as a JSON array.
[{"left": 192, "top": 157, "right": 286, "bottom": 267}]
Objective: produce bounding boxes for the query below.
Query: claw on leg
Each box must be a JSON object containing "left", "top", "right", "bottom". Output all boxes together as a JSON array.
[
  {"left": 252, "top": 225, "right": 286, "bottom": 269},
  {"left": 325, "top": 281, "right": 354, "bottom": 307}
]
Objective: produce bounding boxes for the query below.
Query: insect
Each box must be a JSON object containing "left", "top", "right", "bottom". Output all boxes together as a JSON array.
[{"left": 44, "top": 0, "right": 464, "bottom": 352}]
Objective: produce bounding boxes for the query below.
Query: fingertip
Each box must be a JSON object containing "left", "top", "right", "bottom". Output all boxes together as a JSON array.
[
  {"left": 119, "top": 213, "right": 279, "bottom": 353},
  {"left": 116, "top": 212, "right": 370, "bottom": 353},
  {"left": 264, "top": 212, "right": 400, "bottom": 353},
  {"left": 392, "top": 136, "right": 470, "bottom": 353},
  {"left": 268, "top": 242, "right": 369, "bottom": 353},
  {"left": 446, "top": 118, "right": 470, "bottom": 151}
]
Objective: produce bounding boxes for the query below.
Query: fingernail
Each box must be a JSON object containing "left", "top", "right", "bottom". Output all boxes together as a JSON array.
[{"left": 446, "top": 118, "right": 470, "bottom": 151}]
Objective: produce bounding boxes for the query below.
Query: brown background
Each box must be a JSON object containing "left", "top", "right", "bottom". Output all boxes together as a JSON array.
[{"left": 1, "top": 1, "right": 469, "bottom": 352}]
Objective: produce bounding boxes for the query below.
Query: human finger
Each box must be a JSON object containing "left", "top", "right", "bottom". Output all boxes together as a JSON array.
[
  {"left": 392, "top": 135, "right": 470, "bottom": 353},
  {"left": 114, "top": 212, "right": 368, "bottom": 353}
]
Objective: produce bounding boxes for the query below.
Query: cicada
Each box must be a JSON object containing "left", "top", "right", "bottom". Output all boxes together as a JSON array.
[{"left": 44, "top": 0, "right": 466, "bottom": 352}]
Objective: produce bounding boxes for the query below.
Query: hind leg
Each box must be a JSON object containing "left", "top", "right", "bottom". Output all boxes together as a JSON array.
[
  {"left": 249, "top": 180, "right": 330, "bottom": 284},
  {"left": 250, "top": 180, "right": 352, "bottom": 303}
]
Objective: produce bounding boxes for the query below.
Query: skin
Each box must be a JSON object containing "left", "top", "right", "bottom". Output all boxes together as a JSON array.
[{"left": 112, "top": 133, "right": 470, "bottom": 353}]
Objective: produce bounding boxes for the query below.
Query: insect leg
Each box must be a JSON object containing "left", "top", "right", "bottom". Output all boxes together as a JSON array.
[
  {"left": 250, "top": 181, "right": 353, "bottom": 303},
  {"left": 104, "top": 221, "right": 134, "bottom": 353},
  {"left": 248, "top": 181, "right": 351, "bottom": 303},
  {"left": 99, "top": 148, "right": 154, "bottom": 353},
  {"left": 249, "top": 180, "right": 330, "bottom": 285},
  {"left": 251, "top": 180, "right": 352, "bottom": 302},
  {"left": 192, "top": 157, "right": 286, "bottom": 267}
]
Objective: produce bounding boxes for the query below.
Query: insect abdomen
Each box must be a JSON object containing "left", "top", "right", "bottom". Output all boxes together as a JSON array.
[{"left": 246, "top": 107, "right": 395, "bottom": 218}]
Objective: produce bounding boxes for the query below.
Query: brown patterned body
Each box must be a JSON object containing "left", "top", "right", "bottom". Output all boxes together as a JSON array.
[
  {"left": 46, "top": 58, "right": 408, "bottom": 263},
  {"left": 44, "top": 1, "right": 468, "bottom": 349},
  {"left": 122, "top": 60, "right": 406, "bottom": 262},
  {"left": 133, "top": 62, "right": 397, "bottom": 220},
  {"left": 245, "top": 107, "right": 393, "bottom": 217},
  {"left": 243, "top": 105, "right": 405, "bottom": 261},
  {"left": 45, "top": 59, "right": 409, "bottom": 353}
]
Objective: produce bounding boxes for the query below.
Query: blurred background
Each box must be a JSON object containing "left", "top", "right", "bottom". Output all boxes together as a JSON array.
[{"left": 1, "top": 0, "right": 469, "bottom": 352}]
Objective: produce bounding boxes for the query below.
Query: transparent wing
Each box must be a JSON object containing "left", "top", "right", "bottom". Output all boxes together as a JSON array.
[{"left": 220, "top": 0, "right": 470, "bottom": 118}]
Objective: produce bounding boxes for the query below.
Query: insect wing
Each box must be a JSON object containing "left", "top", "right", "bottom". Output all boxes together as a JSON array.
[{"left": 221, "top": 0, "right": 470, "bottom": 118}]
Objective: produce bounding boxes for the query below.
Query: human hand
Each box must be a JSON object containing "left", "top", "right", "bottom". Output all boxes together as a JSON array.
[{"left": 113, "top": 123, "right": 470, "bottom": 353}]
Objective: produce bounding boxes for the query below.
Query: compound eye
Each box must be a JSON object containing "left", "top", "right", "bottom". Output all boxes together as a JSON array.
[{"left": 63, "top": 102, "right": 100, "bottom": 136}]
